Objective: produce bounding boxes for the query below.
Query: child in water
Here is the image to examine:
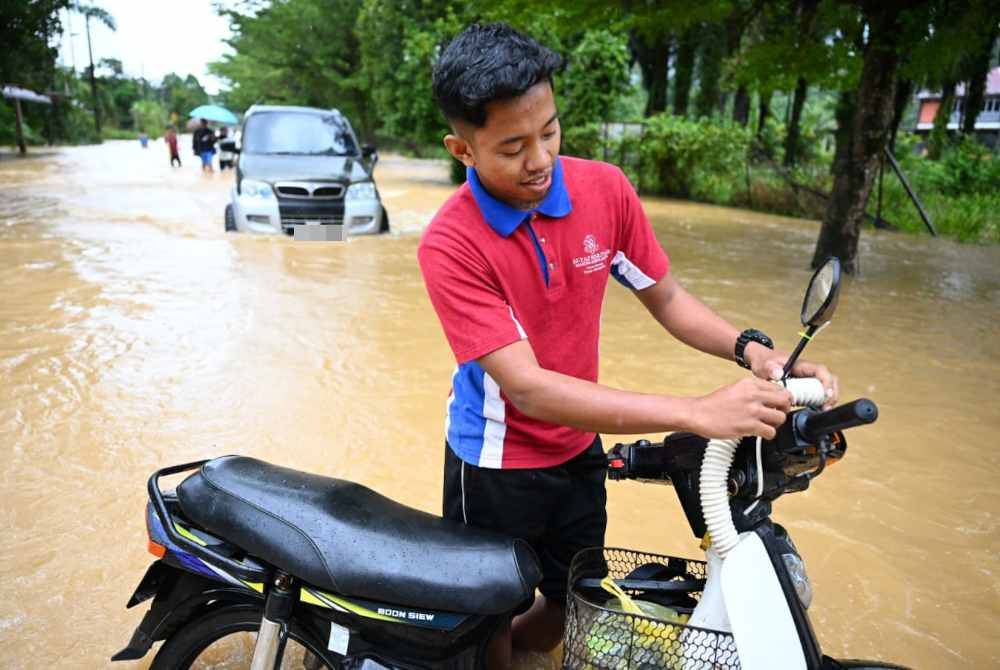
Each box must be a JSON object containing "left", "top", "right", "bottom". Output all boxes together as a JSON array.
[{"left": 164, "top": 125, "right": 181, "bottom": 167}]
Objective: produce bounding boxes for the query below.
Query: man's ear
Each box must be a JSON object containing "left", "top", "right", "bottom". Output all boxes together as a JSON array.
[{"left": 443, "top": 133, "right": 475, "bottom": 168}]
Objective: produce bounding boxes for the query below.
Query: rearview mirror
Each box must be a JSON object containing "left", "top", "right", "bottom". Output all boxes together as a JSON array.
[
  {"left": 781, "top": 256, "right": 843, "bottom": 380},
  {"left": 801, "top": 257, "right": 841, "bottom": 327},
  {"left": 362, "top": 144, "right": 378, "bottom": 164}
]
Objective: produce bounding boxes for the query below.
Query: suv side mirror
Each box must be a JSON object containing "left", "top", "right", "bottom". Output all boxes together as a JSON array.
[{"left": 362, "top": 144, "right": 378, "bottom": 164}]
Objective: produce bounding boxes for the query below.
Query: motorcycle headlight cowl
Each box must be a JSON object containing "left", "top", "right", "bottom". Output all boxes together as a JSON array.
[{"left": 782, "top": 552, "right": 813, "bottom": 609}]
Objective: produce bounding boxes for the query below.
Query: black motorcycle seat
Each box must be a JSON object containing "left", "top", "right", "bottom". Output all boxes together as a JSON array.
[{"left": 176, "top": 456, "right": 542, "bottom": 615}]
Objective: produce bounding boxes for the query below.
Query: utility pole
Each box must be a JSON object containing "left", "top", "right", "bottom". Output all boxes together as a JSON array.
[
  {"left": 14, "top": 98, "right": 27, "bottom": 155},
  {"left": 85, "top": 13, "right": 101, "bottom": 136}
]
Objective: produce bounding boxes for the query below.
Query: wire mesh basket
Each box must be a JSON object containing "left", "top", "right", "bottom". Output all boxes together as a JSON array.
[{"left": 562, "top": 547, "right": 740, "bottom": 670}]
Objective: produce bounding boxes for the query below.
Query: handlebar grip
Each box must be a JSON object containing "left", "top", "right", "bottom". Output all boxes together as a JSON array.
[{"left": 800, "top": 398, "right": 878, "bottom": 441}]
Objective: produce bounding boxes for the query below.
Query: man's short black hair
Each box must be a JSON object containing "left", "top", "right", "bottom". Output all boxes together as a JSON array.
[{"left": 432, "top": 23, "right": 562, "bottom": 128}]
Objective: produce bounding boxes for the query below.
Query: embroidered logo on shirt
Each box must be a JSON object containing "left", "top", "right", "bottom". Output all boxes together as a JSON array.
[{"left": 573, "top": 234, "right": 611, "bottom": 274}]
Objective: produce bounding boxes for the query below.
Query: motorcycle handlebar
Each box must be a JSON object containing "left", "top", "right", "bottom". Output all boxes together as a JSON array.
[{"left": 799, "top": 398, "right": 878, "bottom": 442}]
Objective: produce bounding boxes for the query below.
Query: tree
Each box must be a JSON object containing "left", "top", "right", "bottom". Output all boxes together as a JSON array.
[
  {"left": 559, "top": 30, "right": 632, "bottom": 128},
  {"left": 74, "top": 2, "right": 117, "bottom": 136},
  {"left": 673, "top": 25, "right": 698, "bottom": 117},
  {"left": 694, "top": 22, "right": 726, "bottom": 118},
  {"left": 784, "top": 76, "right": 809, "bottom": 165},
  {"left": 781, "top": 0, "right": 821, "bottom": 166},
  {"left": 958, "top": 26, "right": 999, "bottom": 134},
  {"left": 757, "top": 90, "right": 773, "bottom": 139},
  {"left": 0, "top": 1, "right": 67, "bottom": 90},
  {"left": 631, "top": 32, "right": 670, "bottom": 115},
  {"left": 130, "top": 99, "right": 166, "bottom": 137},
  {"left": 927, "top": 77, "right": 956, "bottom": 159},
  {"left": 1, "top": 0, "right": 70, "bottom": 147},
  {"left": 356, "top": 0, "right": 472, "bottom": 147},
  {"left": 161, "top": 73, "right": 209, "bottom": 119},
  {"left": 812, "top": 3, "right": 905, "bottom": 274},
  {"left": 809, "top": 0, "right": 999, "bottom": 272},
  {"left": 211, "top": 0, "right": 370, "bottom": 134},
  {"left": 721, "top": 2, "right": 761, "bottom": 124}
]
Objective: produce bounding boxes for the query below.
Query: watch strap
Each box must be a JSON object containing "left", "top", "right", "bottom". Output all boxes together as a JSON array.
[{"left": 735, "top": 329, "right": 774, "bottom": 369}]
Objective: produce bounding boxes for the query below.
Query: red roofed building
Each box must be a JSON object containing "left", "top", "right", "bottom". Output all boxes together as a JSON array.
[{"left": 915, "top": 67, "right": 1000, "bottom": 148}]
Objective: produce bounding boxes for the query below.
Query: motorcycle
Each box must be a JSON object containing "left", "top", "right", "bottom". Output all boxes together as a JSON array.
[{"left": 113, "top": 257, "right": 909, "bottom": 669}]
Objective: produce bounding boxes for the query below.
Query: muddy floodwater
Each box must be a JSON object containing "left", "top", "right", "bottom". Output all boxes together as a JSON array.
[{"left": 1, "top": 140, "right": 998, "bottom": 669}]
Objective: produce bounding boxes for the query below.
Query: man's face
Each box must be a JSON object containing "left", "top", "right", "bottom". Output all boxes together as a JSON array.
[{"left": 446, "top": 81, "right": 561, "bottom": 210}]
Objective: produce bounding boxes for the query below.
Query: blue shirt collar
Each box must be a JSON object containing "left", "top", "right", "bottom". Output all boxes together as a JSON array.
[{"left": 467, "top": 157, "right": 572, "bottom": 237}]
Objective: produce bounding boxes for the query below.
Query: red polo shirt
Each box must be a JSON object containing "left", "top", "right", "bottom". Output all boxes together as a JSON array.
[{"left": 418, "top": 156, "right": 669, "bottom": 468}]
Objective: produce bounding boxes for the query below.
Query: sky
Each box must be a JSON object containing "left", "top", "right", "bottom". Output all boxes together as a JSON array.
[{"left": 57, "top": 0, "right": 235, "bottom": 95}]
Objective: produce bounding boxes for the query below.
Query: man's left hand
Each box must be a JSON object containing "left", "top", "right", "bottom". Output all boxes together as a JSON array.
[{"left": 744, "top": 342, "right": 838, "bottom": 409}]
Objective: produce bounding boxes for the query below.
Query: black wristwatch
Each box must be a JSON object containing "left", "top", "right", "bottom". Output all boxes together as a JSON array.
[{"left": 735, "top": 328, "right": 773, "bottom": 370}]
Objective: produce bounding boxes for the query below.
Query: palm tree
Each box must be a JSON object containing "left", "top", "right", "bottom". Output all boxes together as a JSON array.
[{"left": 73, "top": 2, "right": 117, "bottom": 136}]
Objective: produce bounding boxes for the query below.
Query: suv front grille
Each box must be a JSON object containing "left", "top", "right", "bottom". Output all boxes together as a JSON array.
[
  {"left": 276, "top": 185, "right": 309, "bottom": 197},
  {"left": 274, "top": 181, "right": 345, "bottom": 199},
  {"left": 277, "top": 189, "right": 345, "bottom": 231}
]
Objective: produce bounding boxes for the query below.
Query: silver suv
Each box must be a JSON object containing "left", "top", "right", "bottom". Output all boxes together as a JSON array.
[{"left": 223, "top": 105, "right": 388, "bottom": 237}]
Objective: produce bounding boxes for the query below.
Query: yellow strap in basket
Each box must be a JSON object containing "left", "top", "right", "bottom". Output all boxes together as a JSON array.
[{"left": 600, "top": 576, "right": 645, "bottom": 615}]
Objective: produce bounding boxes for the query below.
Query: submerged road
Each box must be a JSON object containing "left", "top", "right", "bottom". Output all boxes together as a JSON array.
[{"left": 1, "top": 140, "right": 998, "bottom": 668}]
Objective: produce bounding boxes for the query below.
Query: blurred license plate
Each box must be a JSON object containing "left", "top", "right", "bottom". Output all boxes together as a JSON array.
[{"left": 294, "top": 224, "right": 345, "bottom": 242}]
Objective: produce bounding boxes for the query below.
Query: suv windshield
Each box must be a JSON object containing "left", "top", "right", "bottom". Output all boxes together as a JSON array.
[{"left": 243, "top": 112, "right": 358, "bottom": 156}]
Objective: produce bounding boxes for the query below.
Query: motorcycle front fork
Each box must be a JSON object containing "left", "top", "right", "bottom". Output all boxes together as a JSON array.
[{"left": 250, "top": 571, "right": 295, "bottom": 670}]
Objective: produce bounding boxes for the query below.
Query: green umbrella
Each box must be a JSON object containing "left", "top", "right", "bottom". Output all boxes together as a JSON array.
[{"left": 188, "top": 104, "right": 239, "bottom": 125}]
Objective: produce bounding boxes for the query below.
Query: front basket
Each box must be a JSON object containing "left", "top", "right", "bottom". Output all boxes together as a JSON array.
[{"left": 562, "top": 547, "right": 740, "bottom": 669}]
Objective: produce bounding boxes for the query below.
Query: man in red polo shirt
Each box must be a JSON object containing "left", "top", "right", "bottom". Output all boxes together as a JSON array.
[{"left": 418, "top": 23, "right": 838, "bottom": 668}]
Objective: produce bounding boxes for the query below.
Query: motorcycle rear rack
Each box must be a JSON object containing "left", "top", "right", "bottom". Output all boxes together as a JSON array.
[{"left": 148, "top": 460, "right": 270, "bottom": 582}]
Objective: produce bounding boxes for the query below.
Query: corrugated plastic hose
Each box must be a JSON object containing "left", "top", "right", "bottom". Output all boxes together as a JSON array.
[{"left": 700, "top": 378, "right": 826, "bottom": 558}]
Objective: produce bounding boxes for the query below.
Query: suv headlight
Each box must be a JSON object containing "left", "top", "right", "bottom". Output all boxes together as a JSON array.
[
  {"left": 241, "top": 179, "right": 273, "bottom": 198},
  {"left": 346, "top": 181, "right": 377, "bottom": 200},
  {"left": 782, "top": 552, "right": 813, "bottom": 609}
]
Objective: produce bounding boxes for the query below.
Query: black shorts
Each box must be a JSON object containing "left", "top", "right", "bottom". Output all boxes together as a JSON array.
[{"left": 442, "top": 437, "right": 607, "bottom": 610}]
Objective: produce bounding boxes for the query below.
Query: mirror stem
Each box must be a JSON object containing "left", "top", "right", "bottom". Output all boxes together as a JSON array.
[{"left": 781, "top": 324, "right": 819, "bottom": 381}]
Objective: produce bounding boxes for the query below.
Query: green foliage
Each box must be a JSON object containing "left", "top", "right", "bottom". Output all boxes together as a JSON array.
[
  {"left": 211, "top": 0, "right": 369, "bottom": 134},
  {"left": 74, "top": 3, "right": 116, "bottom": 31},
  {"left": 160, "top": 74, "right": 209, "bottom": 119},
  {"left": 694, "top": 22, "right": 726, "bottom": 119},
  {"left": 733, "top": 2, "right": 861, "bottom": 95},
  {"left": 877, "top": 137, "right": 1000, "bottom": 242},
  {"left": 557, "top": 30, "right": 632, "bottom": 129},
  {"left": 129, "top": 100, "right": 166, "bottom": 138},
  {"left": 0, "top": 0, "right": 69, "bottom": 92},
  {"left": 101, "top": 126, "right": 139, "bottom": 140},
  {"left": 0, "top": 101, "right": 45, "bottom": 147},
  {"left": 638, "top": 115, "right": 752, "bottom": 199},
  {"left": 917, "top": 136, "right": 1000, "bottom": 197},
  {"left": 357, "top": 0, "right": 467, "bottom": 150},
  {"left": 561, "top": 123, "right": 605, "bottom": 162}
]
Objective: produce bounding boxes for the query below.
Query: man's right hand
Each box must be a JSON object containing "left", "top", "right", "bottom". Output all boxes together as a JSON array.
[{"left": 689, "top": 377, "right": 792, "bottom": 440}]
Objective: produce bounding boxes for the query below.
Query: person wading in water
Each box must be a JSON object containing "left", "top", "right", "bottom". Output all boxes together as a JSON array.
[
  {"left": 417, "top": 23, "right": 839, "bottom": 669},
  {"left": 164, "top": 124, "right": 181, "bottom": 167},
  {"left": 192, "top": 119, "right": 216, "bottom": 173}
]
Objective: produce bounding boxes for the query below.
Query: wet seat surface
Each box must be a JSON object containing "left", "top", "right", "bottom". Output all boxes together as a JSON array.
[{"left": 177, "top": 456, "right": 541, "bottom": 615}]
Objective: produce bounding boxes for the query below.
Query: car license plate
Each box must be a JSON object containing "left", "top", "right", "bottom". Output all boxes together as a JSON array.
[{"left": 294, "top": 224, "right": 345, "bottom": 242}]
